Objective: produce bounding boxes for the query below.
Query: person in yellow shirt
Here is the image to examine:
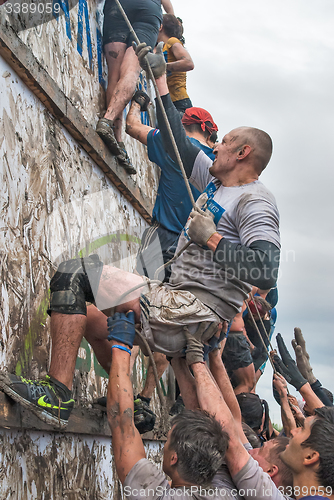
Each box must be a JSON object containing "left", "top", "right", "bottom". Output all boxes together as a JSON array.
[{"left": 157, "top": 15, "right": 194, "bottom": 113}]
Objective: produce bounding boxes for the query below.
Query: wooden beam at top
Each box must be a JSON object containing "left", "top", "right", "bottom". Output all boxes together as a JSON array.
[{"left": 0, "top": 19, "right": 152, "bottom": 223}]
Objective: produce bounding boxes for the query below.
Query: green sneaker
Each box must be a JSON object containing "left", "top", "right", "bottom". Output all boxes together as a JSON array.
[{"left": 0, "top": 372, "right": 74, "bottom": 429}]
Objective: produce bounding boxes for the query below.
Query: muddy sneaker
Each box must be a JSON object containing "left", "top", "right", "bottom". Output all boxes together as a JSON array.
[
  {"left": 134, "top": 396, "right": 156, "bottom": 434},
  {"left": 0, "top": 372, "right": 74, "bottom": 429},
  {"left": 96, "top": 118, "right": 122, "bottom": 156},
  {"left": 94, "top": 394, "right": 156, "bottom": 433},
  {"left": 169, "top": 395, "right": 185, "bottom": 416},
  {"left": 117, "top": 144, "right": 136, "bottom": 175}
]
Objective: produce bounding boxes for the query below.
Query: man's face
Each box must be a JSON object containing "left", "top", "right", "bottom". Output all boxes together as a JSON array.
[
  {"left": 280, "top": 416, "right": 315, "bottom": 473},
  {"left": 162, "top": 428, "right": 175, "bottom": 477},
  {"left": 209, "top": 130, "right": 239, "bottom": 178},
  {"left": 249, "top": 440, "right": 277, "bottom": 474}
]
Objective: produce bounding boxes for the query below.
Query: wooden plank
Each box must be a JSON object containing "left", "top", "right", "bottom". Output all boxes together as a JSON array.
[
  {"left": 0, "top": 392, "right": 165, "bottom": 439},
  {"left": 0, "top": 20, "right": 153, "bottom": 223}
]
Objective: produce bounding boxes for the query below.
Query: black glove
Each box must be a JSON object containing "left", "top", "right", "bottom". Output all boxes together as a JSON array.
[
  {"left": 134, "top": 398, "right": 156, "bottom": 434},
  {"left": 272, "top": 379, "right": 281, "bottom": 406},
  {"left": 107, "top": 311, "right": 136, "bottom": 348},
  {"left": 132, "top": 89, "right": 151, "bottom": 112},
  {"left": 275, "top": 333, "right": 307, "bottom": 390}
]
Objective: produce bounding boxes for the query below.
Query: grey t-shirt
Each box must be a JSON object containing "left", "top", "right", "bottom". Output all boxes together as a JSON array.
[
  {"left": 124, "top": 458, "right": 244, "bottom": 500},
  {"left": 233, "top": 456, "right": 292, "bottom": 500},
  {"left": 168, "top": 150, "right": 280, "bottom": 321}
]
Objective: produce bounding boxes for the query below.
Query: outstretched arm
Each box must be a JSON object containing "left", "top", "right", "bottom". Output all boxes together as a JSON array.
[
  {"left": 273, "top": 373, "right": 298, "bottom": 437},
  {"left": 171, "top": 357, "right": 199, "bottom": 410},
  {"left": 183, "top": 325, "right": 249, "bottom": 476},
  {"left": 191, "top": 362, "right": 250, "bottom": 476},
  {"left": 107, "top": 313, "right": 146, "bottom": 484},
  {"left": 133, "top": 43, "right": 201, "bottom": 177},
  {"left": 292, "top": 327, "right": 333, "bottom": 407},
  {"left": 155, "top": 84, "right": 201, "bottom": 177},
  {"left": 161, "top": 0, "right": 174, "bottom": 14},
  {"left": 126, "top": 100, "right": 152, "bottom": 145},
  {"left": 208, "top": 346, "right": 247, "bottom": 444}
]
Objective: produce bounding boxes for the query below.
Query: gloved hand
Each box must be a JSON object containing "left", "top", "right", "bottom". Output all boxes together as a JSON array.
[
  {"left": 187, "top": 209, "right": 217, "bottom": 246},
  {"left": 132, "top": 89, "right": 151, "bottom": 112},
  {"left": 194, "top": 192, "right": 209, "bottom": 210},
  {"left": 133, "top": 398, "right": 156, "bottom": 434},
  {"left": 132, "top": 41, "right": 166, "bottom": 79},
  {"left": 107, "top": 311, "right": 136, "bottom": 348},
  {"left": 183, "top": 323, "right": 206, "bottom": 366},
  {"left": 291, "top": 327, "right": 317, "bottom": 385},
  {"left": 271, "top": 351, "right": 293, "bottom": 384},
  {"left": 275, "top": 333, "right": 308, "bottom": 391}
]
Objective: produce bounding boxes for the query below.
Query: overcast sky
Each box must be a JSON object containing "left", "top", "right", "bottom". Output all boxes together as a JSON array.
[{"left": 174, "top": 0, "right": 334, "bottom": 422}]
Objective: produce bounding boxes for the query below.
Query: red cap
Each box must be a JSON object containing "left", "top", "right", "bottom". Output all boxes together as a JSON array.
[{"left": 181, "top": 107, "right": 218, "bottom": 136}]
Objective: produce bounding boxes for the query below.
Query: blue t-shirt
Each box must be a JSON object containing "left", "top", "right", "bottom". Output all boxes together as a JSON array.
[
  {"left": 147, "top": 129, "right": 202, "bottom": 234},
  {"left": 188, "top": 137, "right": 216, "bottom": 161}
]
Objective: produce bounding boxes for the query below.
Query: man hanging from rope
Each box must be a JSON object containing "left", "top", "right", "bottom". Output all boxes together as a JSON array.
[
  {"left": 0, "top": 41, "right": 280, "bottom": 429},
  {"left": 124, "top": 94, "right": 219, "bottom": 423}
]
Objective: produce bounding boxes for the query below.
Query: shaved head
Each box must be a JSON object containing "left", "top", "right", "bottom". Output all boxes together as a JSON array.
[{"left": 231, "top": 127, "right": 273, "bottom": 174}]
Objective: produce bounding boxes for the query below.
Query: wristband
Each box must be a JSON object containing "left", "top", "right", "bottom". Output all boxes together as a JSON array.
[{"left": 111, "top": 345, "right": 131, "bottom": 355}]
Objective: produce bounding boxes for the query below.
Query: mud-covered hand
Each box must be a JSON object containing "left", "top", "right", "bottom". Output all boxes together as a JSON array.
[
  {"left": 183, "top": 323, "right": 208, "bottom": 366},
  {"left": 291, "top": 327, "right": 317, "bottom": 385},
  {"left": 132, "top": 89, "right": 151, "bottom": 112},
  {"left": 107, "top": 311, "right": 136, "bottom": 348},
  {"left": 273, "top": 373, "right": 288, "bottom": 397},
  {"left": 133, "top": 41, "right": 166, "bottom": 78},
  {"left": 276, "top": 333, "right": 307, "bottom": 390},
  {"left": 188, "top": 209, "right": 217, "bottom": 246}
]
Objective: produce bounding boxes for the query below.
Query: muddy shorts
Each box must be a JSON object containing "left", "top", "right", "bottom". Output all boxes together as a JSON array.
[
  {"left": 138, "top": 282, "right": 220, "bottom": 357},
  {"left": 136, "top": 223, "right": 179, "bottom": 282},
  {"left": 103, "top": 0, "right": 163, "bottom": 48},
  {"left": 222, "top": 332, "right": 253, "bottom": 374}
]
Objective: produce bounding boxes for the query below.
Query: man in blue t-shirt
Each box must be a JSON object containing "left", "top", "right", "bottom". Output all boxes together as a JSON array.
[
  {"left": 124, "top": 91, "right": 219, "bottom": 428},
  {"left": 126, "top": 91, "right": 219, "bottom": 282}
]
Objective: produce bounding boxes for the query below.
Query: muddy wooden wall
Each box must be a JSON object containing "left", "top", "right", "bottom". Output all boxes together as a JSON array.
[
  {"left": 0, "top": 428, "right": 165, "bottom": 499},
  {"left": 0, "top": 1, "right": 170, "bottom": 497}
]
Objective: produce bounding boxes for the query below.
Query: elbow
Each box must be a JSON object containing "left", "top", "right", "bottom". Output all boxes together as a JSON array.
[
  {"left": 125, "top": 121, "right": 136, "bottom": 138},
  {"left": 185, "top": 60, "right": 195, "bottom": 71},
  {"left": 252, "top": 271, "right": 278, "bottom": 291}
]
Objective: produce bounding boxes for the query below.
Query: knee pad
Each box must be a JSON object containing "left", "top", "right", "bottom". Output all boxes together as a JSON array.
[{"left": 48, "top": 254, "right": 103, "bottom": 316}]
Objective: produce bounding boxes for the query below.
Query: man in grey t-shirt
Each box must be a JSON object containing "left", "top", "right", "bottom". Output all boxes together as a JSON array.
[{"left": 104, "top": 313, "right": 243, "bottom": 500}]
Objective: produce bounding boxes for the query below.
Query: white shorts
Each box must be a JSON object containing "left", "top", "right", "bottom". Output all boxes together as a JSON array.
[{"left": 138, "top": 282, "right": 220, "bottom": 357}]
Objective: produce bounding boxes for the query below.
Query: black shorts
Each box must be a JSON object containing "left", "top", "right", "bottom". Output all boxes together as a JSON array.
[
  {"left": 103, "top": 0, "right": 163, "bottom": 48},
  {"left": 222, "top": 332, "right": 253, "bottom": 374},
  {"left": 136, "top": 223, "right": 179, "bottom": 282}
]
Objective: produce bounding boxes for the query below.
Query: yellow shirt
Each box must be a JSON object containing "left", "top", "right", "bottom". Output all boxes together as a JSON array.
[{"left": 163, "top": 37, "right": 189, "bottom": 102}]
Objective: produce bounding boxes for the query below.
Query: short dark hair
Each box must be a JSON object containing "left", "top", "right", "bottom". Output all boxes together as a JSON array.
[
  {"left": 242, "top": 422, "right": 262, "bottom": 448},
  {"left": 162, "top": 14, "right": 184, "bottom": 41},
  {"left": 236, "top": 393, "right": 265, "bottom": 433},
  {"left": 169, "top": 410, "right": 229, "bottom": 486},
  {"left": 268, "top": 437, "right": 293, "bottom": 491},
  {"left": 183, "top": 122, "right": 210, "bottom": 139},
  {"left": 301, "top": 407, "right": 334, "bottom": 489}
]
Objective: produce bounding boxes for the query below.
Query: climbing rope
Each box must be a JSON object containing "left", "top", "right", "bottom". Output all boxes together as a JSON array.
[
  {"left": 245, "top": 297, "right": 277, "bottom": 373},
  {"left": 245, "top": 295, "right": 293, "bottom": 398}
]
